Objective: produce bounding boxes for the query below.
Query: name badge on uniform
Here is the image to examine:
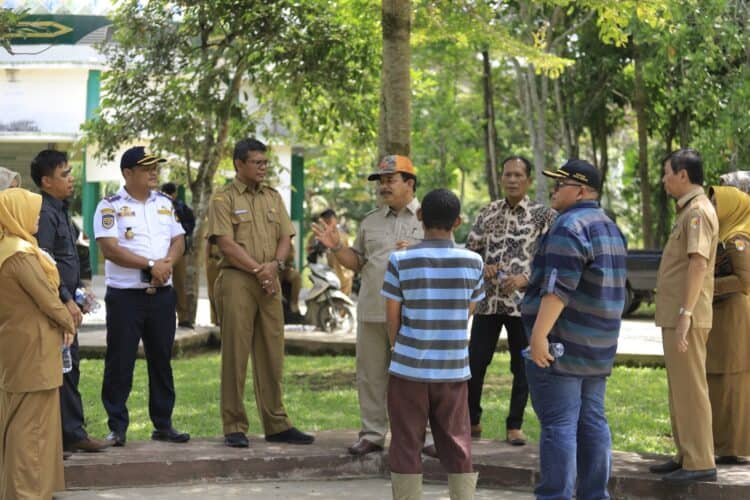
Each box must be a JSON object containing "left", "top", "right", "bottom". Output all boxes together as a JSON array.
[
  {"left": 234, "top": 209, "right": 248, "bottom": 215},
  {"left": 102, "top": 214, "right": 115, "bottom": 229},
  {"left": 119, "top": 206, "right": 135, "bottom": 217},
  {"left": 125, "top": 227, "right": 135, "bottom": 240},
  {"left": 158, "top": 206, "right": 172, "bottom": 215}
]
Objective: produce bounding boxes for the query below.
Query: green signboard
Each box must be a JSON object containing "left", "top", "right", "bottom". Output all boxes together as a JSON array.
[{"left": 8, "top": 14, "right": 110, "bottom": 45}]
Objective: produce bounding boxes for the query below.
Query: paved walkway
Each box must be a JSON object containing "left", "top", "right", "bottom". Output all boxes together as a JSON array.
[
  {"left": 79, "top": 276, "right": 665, "bottom": 364},
  {"left": 60, "top": 430, "right": 749, "bottom": 499},
  {"left": 58, "top": 478, "right": 532, "bottom": 499}
]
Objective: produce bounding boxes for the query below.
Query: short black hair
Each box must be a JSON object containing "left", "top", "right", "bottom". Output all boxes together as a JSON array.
[
  {"left": 501, "top": 155, "right": 532, "bottom": 177},
  {"left": 233, "top": 138, "right": 267, "bottom": 163},
  {"left": 161, "top": 182, "right": 177, "bottom": 195},
  {"left": 30, "top": 149, "right": 68, "bottom": 187},
  {"left": 319, "top": 208, "right": 337, "bottom": 220},
  {"left": 421, "top": 188, "right": 460, "bottom": 231},
  {"left": 664, "top": 148, "right": 704, "bottom": 185}
]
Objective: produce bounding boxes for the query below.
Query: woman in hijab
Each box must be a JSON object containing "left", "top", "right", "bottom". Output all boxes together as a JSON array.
[
  {"left": 706, "top": 185, "right": 750, "bottom": 464},
  {"left": 0, "top": 167, "right": 21, "bottom": 190},
  {"left": 0, "top": 188, "right": 76, "bottom": 499}
]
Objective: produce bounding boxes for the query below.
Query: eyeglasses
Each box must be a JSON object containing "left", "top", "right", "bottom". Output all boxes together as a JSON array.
[{"left": 553, "top": 180, "right": 584, "bottom": 191}]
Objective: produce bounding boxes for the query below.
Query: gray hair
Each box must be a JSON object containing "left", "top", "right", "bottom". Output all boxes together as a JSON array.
[
  {"left": 719, "top": 171, "right": 750, "bottom": 194},
  {"left": 0, "top": 167, "right": 21, "bottom": 191}
]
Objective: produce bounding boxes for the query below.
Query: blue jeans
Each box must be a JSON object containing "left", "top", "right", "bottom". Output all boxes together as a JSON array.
[{"left": 525, "top": 361, "right": 611, "bottom": 500}]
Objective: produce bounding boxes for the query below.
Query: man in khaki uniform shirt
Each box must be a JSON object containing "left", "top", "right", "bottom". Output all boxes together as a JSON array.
[
  {"left": 313, "top": 155, "right": 432, "bottom": 456},
  {"left": 207, "top": 138, "right": 314, "bottom": 448},
  {"left": 651, "top": 149, "right": 719, "bottom": 484}
]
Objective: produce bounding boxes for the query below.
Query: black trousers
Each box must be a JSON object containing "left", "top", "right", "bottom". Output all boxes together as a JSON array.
[
  {"left": 102, "top": 287, "right": 177, "bottom": 433},
  {"left": 61, "top": 335, "right": 88, "bottom": 446},
  {"left": 468, "top": 314, "right": 528, "bottom": 430}
]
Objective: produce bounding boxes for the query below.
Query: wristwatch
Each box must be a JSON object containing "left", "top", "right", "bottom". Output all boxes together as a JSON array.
[
  {"left": 679, "top": 307, "right": 692, "bottom": 317},
  {"left": 275, "top": 259, "right": 285, "bottom": 272},
  {"left": 146, "top": 259, "right": 155, "bottom": 271}
]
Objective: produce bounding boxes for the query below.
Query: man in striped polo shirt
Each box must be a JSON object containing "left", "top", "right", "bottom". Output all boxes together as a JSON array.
[
  {"left": 521, "top": 160, "right": 627, "bottom": 499},
  {"left": 381, "top": 189, "right": 485, "bottom": 500}
]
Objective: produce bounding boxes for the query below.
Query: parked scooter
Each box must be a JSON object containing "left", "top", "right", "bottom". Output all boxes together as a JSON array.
[{"left": 303, "top": 240, "right": 355, "bottom": 333}]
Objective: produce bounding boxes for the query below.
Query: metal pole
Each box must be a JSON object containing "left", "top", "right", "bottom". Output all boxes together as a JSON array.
[{"left": 82, "top": 69, "right": 101, "bottom": 275}]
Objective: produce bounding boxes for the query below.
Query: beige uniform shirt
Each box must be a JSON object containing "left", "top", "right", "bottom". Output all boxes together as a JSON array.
[
  {"left": 655, "top": 187, "right": 718, "bottom": 328},
  {"left": 206, "top": 179, "right": 295, "bottom": 269},
  {"left": 352, "top": 197, "right": 423, "bottom": 322}
]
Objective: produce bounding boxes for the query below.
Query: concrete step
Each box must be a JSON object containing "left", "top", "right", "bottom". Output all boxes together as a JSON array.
[{"left": 64, "top": 431, "right": 750, "bottom": 499}]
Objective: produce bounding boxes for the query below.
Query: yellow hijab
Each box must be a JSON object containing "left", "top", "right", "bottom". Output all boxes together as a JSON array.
[
  {"left": 0, "top": 189, "right": 60, "bottom": 289},
  {"left": 711, "top": 185, "right": 750, "bottom": 243}
]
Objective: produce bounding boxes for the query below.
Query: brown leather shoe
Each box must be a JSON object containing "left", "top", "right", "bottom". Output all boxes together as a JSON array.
[
  {"left": 71, "top": 436, "right": 110, "bottom": 452},
  {"left": 471, "top": 424, "right": 482, "bottom": 439},
  {"left": 506, "top": 429, "right": 526, "bottom": 446},
  {"left": 422, "top": 444, "right": 438, "bottom": 458},
  {"left": 347, "top": 439, "right": 383, "bottom": 456}
]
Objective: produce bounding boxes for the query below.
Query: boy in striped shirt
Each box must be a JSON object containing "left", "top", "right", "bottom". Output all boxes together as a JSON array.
[{"left": 381, "top": 188, "right": 484, "bottom": 499}]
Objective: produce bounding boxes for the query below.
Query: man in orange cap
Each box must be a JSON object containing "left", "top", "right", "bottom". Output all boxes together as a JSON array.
[{"left": 312, "top": 155, "right": 435, "bottom": 456}]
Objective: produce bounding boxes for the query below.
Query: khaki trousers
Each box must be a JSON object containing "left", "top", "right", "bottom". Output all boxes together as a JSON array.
[
  {"left": 0, "top": 388, "right": 64, "bottom": 500},
  {"left": 356, "top": 322, "right": 433, "bottom": 447},
  {"left": 357, "top": 321, "right": 392, "bottom": 445},
  {"left": 172, "top": 254, "right": 190, "bottom": 323},
  {"left": 662, "top": 327, "right": 715, "bottom": 470},
  {"left": 217, "top": 268, "right": 292, "bottom": 435},
  {"left": 206, "top": 255, "right": 220, "bottom": 326}
]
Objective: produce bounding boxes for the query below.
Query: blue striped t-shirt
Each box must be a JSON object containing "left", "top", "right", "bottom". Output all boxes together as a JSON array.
[
  {"left": 520, "top": 200, "right": 627, "bottom": 377},
  {"left": 381, "top": 239, "right": 485, "bottom": 382}
]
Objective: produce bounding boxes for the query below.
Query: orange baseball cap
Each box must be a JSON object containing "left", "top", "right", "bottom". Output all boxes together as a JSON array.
[{"left": 367, "top": 155, "right": 416, "bottom": 181}]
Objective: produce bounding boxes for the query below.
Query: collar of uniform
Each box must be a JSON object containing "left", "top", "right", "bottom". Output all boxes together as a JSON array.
[
  {"left": 232, "top": 177, "right": 265, "bottom": 194},
  {"left": 418, "top": 239, "right": 455, "bottom": 248},
  {"left": 500, "top": 195, "right": 529, "bottom": 212},
  {"left": 118, "top": 186, "right": 157, "bottom": 203},
  {"left": 387, "top": 196, "right": 419, "bottom": 217},
  {"left": 676, "top": 186, "right": 705, "bottom": 209},
  {"left": 41, "top": 190, "right": 67, "bottom": 211}
]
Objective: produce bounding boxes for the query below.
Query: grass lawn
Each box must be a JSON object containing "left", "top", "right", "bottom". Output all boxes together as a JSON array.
[{"left": 78, "top": 352, "right": 674, "bottom": 455}]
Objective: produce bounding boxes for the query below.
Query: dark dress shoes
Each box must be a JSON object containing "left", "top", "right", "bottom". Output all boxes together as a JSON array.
[
  {"left": 347, "top": 439, "right": 383, "bottom": 456},
  {"left": 152, "top": 427, "right": 190, "bottom": 443},
  {"left": 225, "top": 432, "right": 250, "bottom": 448},
  {"left": 716, "top": 455, "right": 748, "bottom": 465},
  {"left": 70, "top": 436, "right": 110, "bottom": 452},
  {"left": 649, "top": 459, "right": 682, "bottom": 474},
  {"left": 105, "top": 431, "right": 127, "bottom": 447},
  {"left": 265, "top": 427, "right": 314, "bottom": 445},
  {"left": 178, "top": 321, "right": 194, "bottom": 329},
  {"left": 662, "top": 468, "right": 717, "bottom": 484}
]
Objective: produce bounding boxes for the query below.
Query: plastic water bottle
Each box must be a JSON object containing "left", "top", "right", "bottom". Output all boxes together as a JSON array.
[
  {"left": 497, "top": 270, "right": 524, "bottom": 305},
  {"left": 62, "top": 345, "right": 73, "bottom": 373},
  {"left": 75, "top": 287, "right": 100, "bottom": 313},
  {"left": 521, "top": 342, "right": 565, "bottom": 360}
]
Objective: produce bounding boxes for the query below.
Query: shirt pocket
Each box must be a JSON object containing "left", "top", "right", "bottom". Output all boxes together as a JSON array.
[
  {"left": 231, "top": 212, "right": 254, "bottom": 240},
  {"left": 664, "top": 225, "right": 684, "bottom": 258}
]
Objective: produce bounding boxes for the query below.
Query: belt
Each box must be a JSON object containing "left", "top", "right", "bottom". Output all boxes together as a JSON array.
[{"left": 110, "top": 286, "right": 172, "bottom": 295}]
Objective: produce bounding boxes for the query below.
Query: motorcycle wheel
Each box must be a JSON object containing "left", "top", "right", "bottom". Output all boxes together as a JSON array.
[{"left": 317, "top": 298, "right": 355, "bottom": 334}]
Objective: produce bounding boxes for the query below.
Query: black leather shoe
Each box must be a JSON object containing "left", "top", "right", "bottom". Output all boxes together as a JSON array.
[
  {"left": 225, "top": 432, "right": 249, "bottom": 448},
  {"left": 265, "top": 427, "right": 314, "bottom": 445},
  {"left": 178, "top": 321, "right": 194, "bottom": 329},
  {"left": 152, "top": 427, "right": 190, "bottom": 443},
  {"left": 716, "top": 455, "right": 748, "bottom": 465},
  {"left": 105, "top": 431, "right": 127, "bottom": 447},
  {"left": 649, "top": 459, "right": 682, "bottom": 474},
  {"left": 662, "top": 468, "right": 717, "bottom": 484}
]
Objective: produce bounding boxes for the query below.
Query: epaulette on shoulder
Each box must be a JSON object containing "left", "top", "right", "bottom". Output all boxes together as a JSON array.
[
  {"left": 363, "top": 206, "right": 381, "bottom": 218},
  {"left": 104, "top": 194, "right": 121, "bottom": 203}
]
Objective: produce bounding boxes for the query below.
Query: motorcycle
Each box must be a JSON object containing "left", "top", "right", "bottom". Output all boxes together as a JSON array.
[{"left": 304, "top": 261, "right": 355, "bottom": 333}]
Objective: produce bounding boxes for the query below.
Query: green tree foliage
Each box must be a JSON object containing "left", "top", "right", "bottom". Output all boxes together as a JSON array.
[
  {"left": 84, "top": 0, "right": 379, "bottom": 322},
  {"left": 0, "top": 7, "right": 27, "bottom": 54}
]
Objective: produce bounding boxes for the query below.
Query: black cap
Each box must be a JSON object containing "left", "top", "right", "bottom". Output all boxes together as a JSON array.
[
  {"left": 120, "top": 146, "right": 166, "bottom": 170},
  {"left": 543, "top": 159, "right": 601, "bottom": 190}
]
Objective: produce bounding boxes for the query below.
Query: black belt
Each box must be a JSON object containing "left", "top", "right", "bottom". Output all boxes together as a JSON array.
[{"left": 109, "top": 286, "right": 172, "bottom": 295}]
